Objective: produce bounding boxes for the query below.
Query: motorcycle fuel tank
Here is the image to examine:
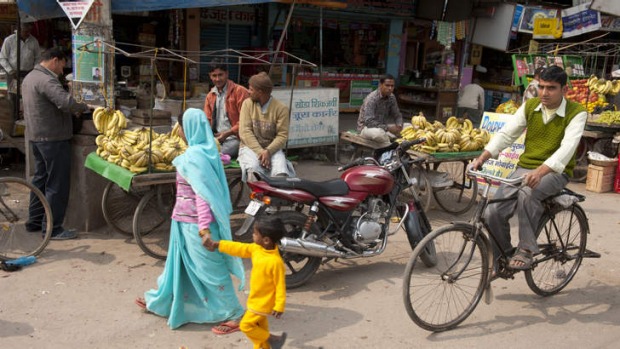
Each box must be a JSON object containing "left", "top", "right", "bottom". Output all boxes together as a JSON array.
[{"left": 341, "top": 165, "right": 394, "bottom": 195}]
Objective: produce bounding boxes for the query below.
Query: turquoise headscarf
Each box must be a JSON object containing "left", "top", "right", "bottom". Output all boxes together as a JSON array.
[{"left": 172, "top": 108, "right": 245, "bottom": 289}]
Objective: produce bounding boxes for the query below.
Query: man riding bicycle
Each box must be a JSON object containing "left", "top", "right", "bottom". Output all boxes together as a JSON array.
[{"left": 470, "top": 66, "right": 587, "bottom": 271}]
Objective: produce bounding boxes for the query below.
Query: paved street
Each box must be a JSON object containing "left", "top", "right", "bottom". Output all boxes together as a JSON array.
[{"left": 1, "top": 155, "right": 620, "bottom": 348}]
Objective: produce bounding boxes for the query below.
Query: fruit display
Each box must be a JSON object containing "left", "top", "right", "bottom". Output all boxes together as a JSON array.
[
  {"left": 592, "top": 110, "right": 620, "bottom": 125},
  {"left": 585, "top": 75, "right": 620, "bottom": 96},
  {"left": 93, "top": 107, "right": 187, "bottom": 173},
  {"left": 566, "top": 78, "right": 608, "bottom": 113},
  {"left": 399, "top": 114, "right": 490, "bottom": 154},
  {"left": 496, "top": 100, "right": 519, "bottom": 114}
]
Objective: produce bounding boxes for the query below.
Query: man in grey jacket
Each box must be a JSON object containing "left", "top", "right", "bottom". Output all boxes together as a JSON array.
[{"left": 22, "top": 47, "right": 90, "bottom": 240}]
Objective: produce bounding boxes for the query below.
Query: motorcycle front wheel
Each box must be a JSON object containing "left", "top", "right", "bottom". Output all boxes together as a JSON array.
[{"left": 274, "top": 211, "right": 323, "bottom": 289}]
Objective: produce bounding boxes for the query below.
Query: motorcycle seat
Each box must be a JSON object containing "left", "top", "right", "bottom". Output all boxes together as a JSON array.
[{"left": 262, "top": 176, "right": 350, "bottom": 197}]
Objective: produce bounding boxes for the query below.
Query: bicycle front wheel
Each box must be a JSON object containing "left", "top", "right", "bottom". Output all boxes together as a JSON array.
[
  {"left": 403, "top": 223, "right": 489, "bottom": 332},
  {"left": 0, "top": 177, "right": 53, "bottom": 260},
  {"left": 525, "top": 205, "right": 588, "bottom": 296}
]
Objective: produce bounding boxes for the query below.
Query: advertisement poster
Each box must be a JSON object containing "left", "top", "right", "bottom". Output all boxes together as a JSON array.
[
  {"left": 533, "top": 18, "right": 563, "bottom": 39},
  {"left": 561, "top": 3, "right": 602, "bottom": 38},
  {"left": 57, "top": 0, "right": 95, "bottom": 29},
  {"left": 349, "top": 80, "right": 378, "bottom": 107},
  {"left": 478, "top": 112, "right": 526, "bottom": 189},
  {"left": 272, "top": 88, "right": 339, "bottom": 148},
  {"left": 518, "top": 7, "right": 559, "bottom": 33},
  {"left": 72, "top": 34, "right": 104, "bottom": 84}
]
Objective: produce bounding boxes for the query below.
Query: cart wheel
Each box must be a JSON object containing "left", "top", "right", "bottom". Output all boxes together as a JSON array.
[
  {"left": 432, "top": 161, "right": 478, "bottom": 215},
  {"left": 133, "top": 184, "right": 175, "bottom": 260},
  {"left": 228, "top": 176, "right": 250, "bottom": 213},
  {"left": 102, "top": 182, "right": 145, "bottom": 235},
  {"left": 407, "top": 166, "right": 432, "bottom": 212}
]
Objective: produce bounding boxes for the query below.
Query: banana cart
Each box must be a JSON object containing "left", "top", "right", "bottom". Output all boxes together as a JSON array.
[
  {"left": 78, "top": 42, "right": 317, "bottom": 259},
  {"left": 85, "top": 153, "right": 247, "bottom": 260}
]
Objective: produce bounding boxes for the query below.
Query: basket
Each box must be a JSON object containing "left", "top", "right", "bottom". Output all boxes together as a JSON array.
[{"left": 588, "top": 158, "right": 618, "bottom": 167}]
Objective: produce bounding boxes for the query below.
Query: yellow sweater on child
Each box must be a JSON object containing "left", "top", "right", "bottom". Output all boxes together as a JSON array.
[{"left": 219, "top": 240, "right": 286, "bottom": 314}]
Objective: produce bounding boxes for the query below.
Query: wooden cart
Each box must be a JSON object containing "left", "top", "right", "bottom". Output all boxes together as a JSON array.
[{"left": 87, "top": 154, "right": 247, "bottom": 260}]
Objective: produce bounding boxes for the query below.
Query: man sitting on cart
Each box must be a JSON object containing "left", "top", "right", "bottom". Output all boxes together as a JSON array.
[
  {"left": 470, "top": 66, "right": 587, "bottom": 271},
  {"left": 357, "top": 74, "right": 403, "bottom": 146},
  {"left": 203, "top": 60, "right": 249, "bottom": 158},
  {"left": 238, "top": 72, "right": 295, "bottom": 181}
]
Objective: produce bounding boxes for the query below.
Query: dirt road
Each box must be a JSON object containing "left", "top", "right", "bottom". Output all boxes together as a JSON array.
[{"left": 1, "top": 160, "right": 620, "bottom": 348}]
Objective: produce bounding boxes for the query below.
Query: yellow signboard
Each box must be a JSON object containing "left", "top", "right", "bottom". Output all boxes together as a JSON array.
[{"left": 533, "top": 18, "right": 563, "bottom": 39}]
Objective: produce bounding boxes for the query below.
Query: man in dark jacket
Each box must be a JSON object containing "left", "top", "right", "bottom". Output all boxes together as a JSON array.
[{"left": 22, "top": 47, "right": 90, "bottom": 240}]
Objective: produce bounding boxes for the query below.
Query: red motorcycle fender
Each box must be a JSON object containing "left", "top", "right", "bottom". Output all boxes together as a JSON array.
[
  {"left": 247, "top": 181, "right": 316, "bottom": 204},
  {"left": 319, "top": 191, "right": 366, "bottom": 211}
]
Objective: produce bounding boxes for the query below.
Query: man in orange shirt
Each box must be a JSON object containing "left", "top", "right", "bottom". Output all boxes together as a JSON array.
[{"left": 203, "top": 61, "right": 249, "bottom": 158}]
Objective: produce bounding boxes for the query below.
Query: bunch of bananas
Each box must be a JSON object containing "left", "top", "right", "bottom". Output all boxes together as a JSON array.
[
  {"left": 586, "top": 75, "right": 620, "bottom": 96},
  {"left": 94, "top": 108, "right": 187, "bottom": 173},
  {"left": 93, "top": 107, "right": 128, "bottom": 136},
  {"left": 399, "top": 115, "right": 490, "bottom": 154},
  {"left": 593, "top": 110, "right": 620, "bottom": 125}
]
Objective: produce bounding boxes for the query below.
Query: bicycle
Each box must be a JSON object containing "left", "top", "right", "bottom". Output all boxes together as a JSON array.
[
  {"left": 0, "top": 176, "right": 53, "bottom": 260},
  {"left": 402, "top": 169, "right": 600, "bottom": 332}
]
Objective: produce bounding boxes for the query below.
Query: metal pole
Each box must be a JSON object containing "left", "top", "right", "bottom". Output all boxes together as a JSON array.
[
  {"left": 15, "top": 14, "right": 21, "bottom": 121},
  {"left": 270, "top": 1, "right": 296, "bottom": 76},
  {"left": 319, "top": 6, "right": 323, "bottom": 87},
  {"left": 285, "top": 64, "right": 297, "bottom": 153}
]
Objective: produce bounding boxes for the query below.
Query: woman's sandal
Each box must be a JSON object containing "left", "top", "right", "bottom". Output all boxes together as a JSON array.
[
  {"left": 509, "top": 248, "right": 533, "bottom": 270},
  {"left": 135, "top": 297, "right": 150, "bottom": 312},
  {"left": 211, "top": 321, "right": 241, "bottom": 335}
]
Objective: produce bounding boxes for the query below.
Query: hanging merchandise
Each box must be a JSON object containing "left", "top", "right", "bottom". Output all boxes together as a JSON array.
[
  {"left": 436, "top": 21, "right": 454, "bottom": 48},
  {"left": 455, "top": 20, "right": 466, "bottom": 40}
]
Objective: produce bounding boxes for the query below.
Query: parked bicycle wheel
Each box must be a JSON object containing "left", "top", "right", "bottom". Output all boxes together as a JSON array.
[
  {"left": 0, "top": 177, "right": 53, "bottom": 260},
  {"left": 403, "top": 222, "right": 489, "bottom": 332},
  {"left": 432, "top": 161, "right": 478, "bottom": 214},
  {"left": 101, "top": 182, "right": 145, "bottom": 235},
  {"left": 525, "top": 205, "right": 588, "bottom": 296},
  {"left": 133, "top": 184, "right": 175, "bottom": 260}
]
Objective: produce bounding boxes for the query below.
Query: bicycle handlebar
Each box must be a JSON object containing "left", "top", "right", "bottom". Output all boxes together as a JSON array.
[{"left": 467, "top": 169, "right": 524, "bottom": 186}]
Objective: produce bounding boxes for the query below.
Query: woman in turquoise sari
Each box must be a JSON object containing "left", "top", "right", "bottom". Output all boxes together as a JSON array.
[{"left": 135, "top": 108, "right": 246, "bottom": 333}]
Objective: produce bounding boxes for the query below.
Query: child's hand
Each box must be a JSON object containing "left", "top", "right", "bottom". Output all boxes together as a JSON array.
[
  {"left": 271, "top": 310, "right": 283, "bottom": 319},
  {"left": 202, "top": 234, "right": 218, "bottom": 251}
]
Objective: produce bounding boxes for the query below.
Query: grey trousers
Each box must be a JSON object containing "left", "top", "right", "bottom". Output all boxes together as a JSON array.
[{"left": 484, "top": 167, "right": 568, "bottom": 257}]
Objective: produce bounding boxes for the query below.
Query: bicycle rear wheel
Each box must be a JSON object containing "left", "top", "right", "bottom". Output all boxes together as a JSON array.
[
  {"left": 0, "top": 177, "right": 53, "bottom": 260},
  {"left": 432, "top": 162, "right": 478, "bottom": 214},
  {"left": 403, "top": 223, "right": 489, "bottom": 332},
  {"left": 133, "top": 184, "right": 175, "bottom": 260},
  {"left": 525, "top": 205, "right": 588, "bottom": 296}
]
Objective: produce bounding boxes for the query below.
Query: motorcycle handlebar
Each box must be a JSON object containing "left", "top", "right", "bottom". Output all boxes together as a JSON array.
[
  {"left": 338, "top": 158, "right": 365, "bottom": 172},
  {"left": 399, "top": 138, "right": 426, "bottom": 152}
]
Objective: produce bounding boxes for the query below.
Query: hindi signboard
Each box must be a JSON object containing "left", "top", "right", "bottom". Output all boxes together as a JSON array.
[{"left": 272, "top": 88, "right": 339, "bottom": 149}]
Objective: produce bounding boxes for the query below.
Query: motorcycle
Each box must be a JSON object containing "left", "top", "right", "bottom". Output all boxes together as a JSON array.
[{"left": 236, "top": 139, "right": 437, "bottom": 288}]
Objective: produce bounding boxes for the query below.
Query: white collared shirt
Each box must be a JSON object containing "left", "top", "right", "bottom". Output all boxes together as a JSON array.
[
  {"left": 0, "top": 32, "right": 41, "bottom": 74},
  {"left": 484, "top": 98, "right": 587, "bottom": 173}
]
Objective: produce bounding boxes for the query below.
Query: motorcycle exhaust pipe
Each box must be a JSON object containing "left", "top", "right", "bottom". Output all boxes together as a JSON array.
[{"left": 279, "top": 237, "right": 346, "bottom": 258}]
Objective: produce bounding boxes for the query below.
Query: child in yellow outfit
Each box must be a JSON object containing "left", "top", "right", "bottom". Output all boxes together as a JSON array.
[{"left": 203, "top": 215, "right": 287, "bottom": 349}]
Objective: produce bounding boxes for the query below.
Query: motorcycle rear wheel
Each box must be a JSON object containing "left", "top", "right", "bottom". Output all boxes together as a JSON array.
[{"left": 274, "top": 210, "right": 323, "bottom": 289}]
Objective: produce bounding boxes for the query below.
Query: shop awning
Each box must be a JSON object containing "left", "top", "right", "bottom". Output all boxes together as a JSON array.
[
  {"left": 16, "top": 0, "right": 272, "bottom": 20},
  {"left": 17, "top": 0, "right": 416, "bottom": 21}
]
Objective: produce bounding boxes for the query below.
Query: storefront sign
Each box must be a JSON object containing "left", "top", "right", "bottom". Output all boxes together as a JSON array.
[
  {"left": 533, "top": 18, "right": 563, "bottom": 39},
  {"left": 0, "top": 4, "right": 16, "bottom": 21},
  {"left": 200, "top": 6, "right": 262, "bottom": 25},
  {"left": 561, "top": 3, "right": 601, "bottom": 38},
  {"left": 518, "top": 7, "right": 558, "bottom": 34},
  {"left": 600, "top": 15, "right": 620, "bottom": 32},
  {"left": 273, "top": 88, "right": 339, "bottom": 148},
  {"left": 478, "top": 112, "right": 526, "bottom": 188},
  {"left": 57, "top": 0, "right": 95, "bottom": 29},
  {"left": 511, "top": 4, "right": 524, "bottom": 34}
]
